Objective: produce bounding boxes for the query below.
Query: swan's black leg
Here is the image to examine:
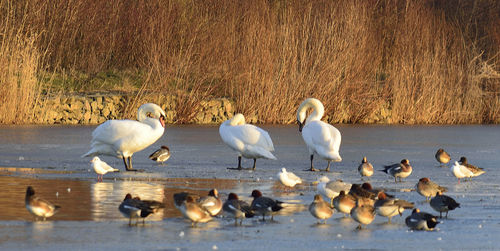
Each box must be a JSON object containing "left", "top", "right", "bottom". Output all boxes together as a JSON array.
[
  {"left": 325, "top": 161, "right": 331, "bottom": 172},
  {"left": 252, "top": 158, "right": 256, "bottom": 170},
  {"left": 122, "top": 157, "right": 129, "bottom": 170},
  {"left": 126, "top": 156, "right": 139, "bottom": 171},
  {"left": 306, "top": 154, "right": 319, "bottom": 171}
]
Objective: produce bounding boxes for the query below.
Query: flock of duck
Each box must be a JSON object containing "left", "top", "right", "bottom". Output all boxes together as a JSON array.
[{"left": 23, "top": 98, "right": 485, "bottom": 232}]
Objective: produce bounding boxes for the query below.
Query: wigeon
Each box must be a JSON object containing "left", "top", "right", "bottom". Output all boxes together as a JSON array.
[
  {"left": 381, "top": 159, "right": 412, "bottom": 182},
  {"left": 416, "top": 177, "right": 447, "bottom": 201},
  {"left": 435, "top": 148, "right": 451, "bottom": 165},
  {"left": 350, "top": 199, "right": 376, "bottom": 229},
  {"left": 179, "top": 195, "right": 212, "bottom": 226},
  {"left": 222, "top": 193, "right": 254, "bottom": 225},
  {"left": 25, "top": 186, "right": 60, "bottom": 221},
  {"left": 198, "top": 189, "right": 222, "bottom": 216},
  {"left": 309, "top": 194, "right": 334, "bottom": 224},
  {"left": 358, "top": 156, "right": 374, "bottom": 177},
  {"left": 374, "top": 192, "right": 414, "bottom": 223},
  {"left": 148, "top": 145, "right": 171, "bottom": 165},
  {"left": 250, "top": 190, "right": 283, "bottom": 221},
  {"left": 332, "top": 190, "right": 356, "bottom": 217}
]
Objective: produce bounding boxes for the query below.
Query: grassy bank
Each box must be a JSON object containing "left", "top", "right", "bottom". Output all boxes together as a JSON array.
[{"left": 0, "top": 0, "right": 499, "bottom": 124}]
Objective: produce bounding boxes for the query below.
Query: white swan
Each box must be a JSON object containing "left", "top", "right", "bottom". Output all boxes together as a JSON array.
[
  {"left": 91, "top": 156, "right": 119, "bottom": 181},
  {"left": 296, "top": 98, "right": 342, "bottom": 171},
  {"left": 277, "top": 168, "right": 302, "bottom": 188},
  {"left": 451, "top": 161, "right": 473, "bottom": 184},
  {"left": 82, "top": 103, "right": 166, "bottom": 171},
  {"left": 219, "top": 113, "right": 276, "bottom": 170}
]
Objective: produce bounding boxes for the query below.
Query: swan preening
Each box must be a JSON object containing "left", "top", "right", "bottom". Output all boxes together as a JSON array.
[
  {"left": 219, "top": 113, "right": 276, "bottom": 170},
  {"left": 296, "top": 98, "right": 342, "bottom": 171},
  {"left": 83, "top": 103, "right": 166, "bottom": 171}
]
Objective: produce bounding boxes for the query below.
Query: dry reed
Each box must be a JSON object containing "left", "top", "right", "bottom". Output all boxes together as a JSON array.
[{"left": 0, "top": 0, "right": 499, "bottom": 124}]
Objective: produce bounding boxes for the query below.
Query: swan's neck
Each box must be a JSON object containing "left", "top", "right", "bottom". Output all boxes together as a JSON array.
[
  {"left": 143, "top": 117, "right": 164, "bottom": 130},
  {"left": 137, "top": 103, "right": 164, "bottom": 122},
  {"left": 297, "top": 98, "right": 325, "bottom": 124},
  {"left": 229, "top": 114, "right": 246, "bottom": 126}
]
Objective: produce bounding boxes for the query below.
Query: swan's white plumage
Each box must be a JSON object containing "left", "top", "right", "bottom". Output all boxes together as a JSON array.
[
  {"left": 297, "top": 98, "right": 342, "bottom": 170},
  {"left": 277, "top": 168, "right": 302, "bottom": 187},
  {"left": 82, "top": 103, "right": 166, "bottom": 168},
  {"left": 219, "top": 113, "right": 276, "bottom": 160}
]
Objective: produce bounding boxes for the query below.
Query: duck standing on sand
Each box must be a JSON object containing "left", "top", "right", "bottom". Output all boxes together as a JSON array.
[{"left": 380, "top": 159, "right": 412, "bottom": 183}]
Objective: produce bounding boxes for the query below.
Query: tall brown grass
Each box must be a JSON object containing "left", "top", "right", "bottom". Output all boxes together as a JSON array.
[
  {"left": 0, "top": 0, "right": 42, "bottom": 124},
  {"left": 0, "top": 0, "right": 499, "bottom": 124}
]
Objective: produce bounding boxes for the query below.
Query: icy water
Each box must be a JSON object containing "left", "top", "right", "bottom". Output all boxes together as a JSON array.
[{"left": 0, "top": 125, "right": 500, "bottom": 250}]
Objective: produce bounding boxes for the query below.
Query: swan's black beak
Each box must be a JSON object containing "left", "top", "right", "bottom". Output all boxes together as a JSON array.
[{"left": 297, "top": 119, "right": 303, "bottom": 132}]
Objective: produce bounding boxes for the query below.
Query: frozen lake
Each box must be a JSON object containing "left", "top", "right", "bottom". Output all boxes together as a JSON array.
[{"left": 0, "top": 124, "right": 499, "bottom": 250}]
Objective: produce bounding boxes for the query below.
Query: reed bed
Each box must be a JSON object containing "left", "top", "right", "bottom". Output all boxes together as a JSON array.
[{"left": 0, "top": 0, "right": 498, "bottom": 124}]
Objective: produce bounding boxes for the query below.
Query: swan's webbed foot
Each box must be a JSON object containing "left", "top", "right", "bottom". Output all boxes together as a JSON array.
[{"left": 305, "top": 167, "right": 320, "bottom": 172}]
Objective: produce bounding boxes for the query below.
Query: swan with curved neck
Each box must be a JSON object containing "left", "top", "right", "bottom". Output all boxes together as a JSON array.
[
  {"left": 219, "top": 113, "right": 276, "bottom": 170},
  {"left": 83, "top": 103, "right": 166, "bottom": 171},
  {"left": 296, "top": 98, "right": 342, "bottom": 171}
]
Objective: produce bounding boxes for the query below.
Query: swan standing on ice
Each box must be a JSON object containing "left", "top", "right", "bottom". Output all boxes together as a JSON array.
[
  {"left": 296, "top": 98, "right": 342, "bottom": 171},
  {"left": 83, "top": 103, "right": 166, "bottom": 171},
  {"left": 219, "top": 113, "right": 276, "bottom": 170}
]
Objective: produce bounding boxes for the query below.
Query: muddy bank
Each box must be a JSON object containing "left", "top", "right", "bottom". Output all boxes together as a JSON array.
[{"left": 32, "top": 93, "right": 235, "bottom": 125}]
